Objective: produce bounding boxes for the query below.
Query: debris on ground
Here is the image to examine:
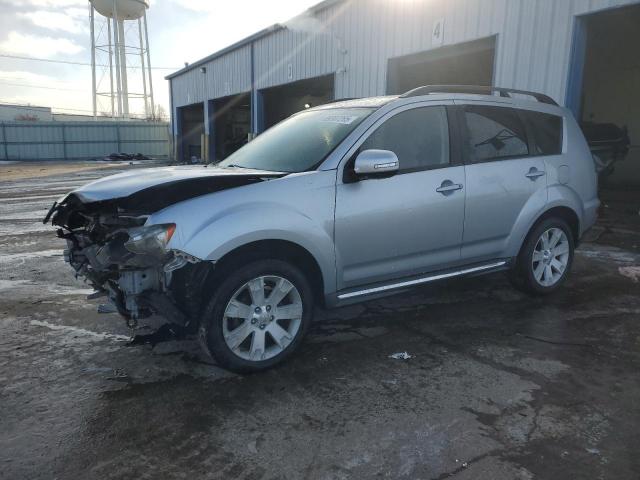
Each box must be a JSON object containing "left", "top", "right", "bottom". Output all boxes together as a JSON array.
[
  {"left": 106, "top": 368, "right": 129, "bottom": 380},
  {"left": 103, "top": 152, "right": 151, "bottom": 161},
  {"left": 128, "top": 323, "right": 185, "bottom": 347},
  {"left": 389, "top": 352, "right": 412, "bottom": 360},
  {"left": 97, "top": 303, "right": 117, "bottom": 314},
  {"left": 247, "top": 440, "right": 258, "bottom": 454}
]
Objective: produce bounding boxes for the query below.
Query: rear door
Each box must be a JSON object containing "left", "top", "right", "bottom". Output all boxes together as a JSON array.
[{"left": 456, "top": 103, "right": 548, "bottom": 262}]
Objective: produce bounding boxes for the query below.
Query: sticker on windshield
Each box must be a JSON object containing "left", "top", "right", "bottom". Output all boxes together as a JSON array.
[{"left": 321, "top": 115, "right": 359, "bottom": 125}]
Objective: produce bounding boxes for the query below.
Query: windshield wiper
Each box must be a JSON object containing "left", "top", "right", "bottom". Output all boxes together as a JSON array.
[{"left": 475, "top": 128, "right": 518, "bottom": 151}]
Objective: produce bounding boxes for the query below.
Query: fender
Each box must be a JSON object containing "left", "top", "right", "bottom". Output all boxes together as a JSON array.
[
  {"left": 182, "top": 203, "right": 336, "bottom": 294},
  {"left": 505, "top": 184, "right": 583, "bottom": 257},
  {"left": 147, "top": 170, "right": 338, "bottom": 295}
]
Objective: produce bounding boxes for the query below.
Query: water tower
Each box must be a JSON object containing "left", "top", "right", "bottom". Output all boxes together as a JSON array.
[{"left": 89, "top": 0, "right": 154, "bottom": 119}]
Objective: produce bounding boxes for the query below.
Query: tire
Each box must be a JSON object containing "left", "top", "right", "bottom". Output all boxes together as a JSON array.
[
  {"left": 509, "top": 217, "right": 575, "bottom": 295},
  {"left": 199, "top": 259, "right": 314, "bottom": 373}
]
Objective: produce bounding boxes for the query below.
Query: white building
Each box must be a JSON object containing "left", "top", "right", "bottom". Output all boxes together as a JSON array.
[
  {"left": 0, "top": 103, "right": 141, "bottom": 123},
  {"left": 0, "top": 104, "right": 53, "bottom": 122},
  {"left": 167, "top": 0, "right": 640, "bottom": 171}
]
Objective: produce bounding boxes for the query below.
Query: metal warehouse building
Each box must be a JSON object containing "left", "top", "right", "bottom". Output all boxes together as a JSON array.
[{"left": 167, "top": 0, "right": 640, "bottom": 179}]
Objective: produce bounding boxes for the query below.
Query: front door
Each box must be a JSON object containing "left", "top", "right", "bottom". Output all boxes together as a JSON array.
[{"left": 334, "top": 105, "right": 466, "bottom": 290}]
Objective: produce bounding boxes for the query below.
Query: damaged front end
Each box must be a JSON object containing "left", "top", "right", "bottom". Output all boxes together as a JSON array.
[
  {"left": 44, "top": 166, "right": 286, "bottom": 333},
  {"left": 45, "top": 193, "right": 207, "bottom": 331}
]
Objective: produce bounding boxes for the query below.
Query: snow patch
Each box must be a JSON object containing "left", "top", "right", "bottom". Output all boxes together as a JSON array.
[
  {"left": 619, "top": 266, "right": 640, "bottom": 283},
  {"left": 578, "top": 247, "right": 638, "bottom": 265},
  {"left": 30, "top": 320, "right": 130, "bottom": 342},
  {"left": 0, "top": 249, "right": 61, "bottom": 264},
  {"left": 0, "top": 279, "right": 29, "bottom": 291}
]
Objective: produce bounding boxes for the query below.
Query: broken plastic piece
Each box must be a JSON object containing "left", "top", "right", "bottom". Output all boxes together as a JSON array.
[
  {"left": 389, "top": 352, "right": 412, "bottom": 360},
  {"left": 97, "top": 303, "right": 117, "bottom": 314}
]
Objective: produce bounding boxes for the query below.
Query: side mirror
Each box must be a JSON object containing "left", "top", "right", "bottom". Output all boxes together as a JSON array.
[{"left": 353, "top": 149, "right": 399, "bottom": 179}]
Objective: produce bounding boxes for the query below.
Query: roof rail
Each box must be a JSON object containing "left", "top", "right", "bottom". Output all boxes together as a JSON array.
[{"left": 399, "top": 85, "right": 558, "bottom": 105}]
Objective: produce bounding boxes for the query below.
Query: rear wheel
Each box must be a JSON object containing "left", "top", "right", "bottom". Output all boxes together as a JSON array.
[
  {"left": 509, "top": 217, "right": 575, "bottom": 295},
  {"left": 200, "top": 259, "right": 313, "bottom": 373}
]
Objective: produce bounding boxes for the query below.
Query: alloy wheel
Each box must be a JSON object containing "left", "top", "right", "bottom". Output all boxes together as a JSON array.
[
  {"left": 222, "top": 275, "right": 303, "bottom": 361},
  {"left": 532, "top": 227, "right": 570, "bottom": 287}
]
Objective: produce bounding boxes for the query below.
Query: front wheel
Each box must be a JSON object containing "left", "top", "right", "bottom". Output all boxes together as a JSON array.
[
  {"left": 509, "top": 218, "right": 575, "bottom": 295},
  {"left": 200, "top": 259, "right": 314, "bottom": 373}
]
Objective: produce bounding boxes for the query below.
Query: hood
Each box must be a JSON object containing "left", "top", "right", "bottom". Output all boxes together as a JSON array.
[
  {"left": 45, "top": 165, "right": 286, "bottom": 227},
  {"left": 70, "top": 165, "right": 284, "bottom": 203}
]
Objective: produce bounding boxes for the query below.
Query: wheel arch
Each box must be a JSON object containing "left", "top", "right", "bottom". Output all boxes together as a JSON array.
[
  {"left": 512, "top": 204, "right": 581, "bottom": 260},
  {"left": 533, "top": 206, "right": 580, "bottom": 245},
  {"left": 508, "top": 205, "right": 578, "bottom": 295},
  {"left": 210, "top": 239, "right": 327, "bottom": 305}
]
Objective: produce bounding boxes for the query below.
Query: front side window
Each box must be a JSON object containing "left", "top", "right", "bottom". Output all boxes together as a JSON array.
[
  {"left": 360, "top": 106, "right": 450, "bottom": 172},
  {"left": 217, "top": 108, "right": 374, "bottom": 172},
  {"left": 463, "top": 105, "right": 529, "bottom": 162}
]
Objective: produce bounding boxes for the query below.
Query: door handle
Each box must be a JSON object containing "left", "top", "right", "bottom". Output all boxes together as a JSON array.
[
  {"left": 525, "top": 168, "right": 546, "bottom": 180},
  {"left": 436, "top": 181, "right": 463, "bottom": 194}
]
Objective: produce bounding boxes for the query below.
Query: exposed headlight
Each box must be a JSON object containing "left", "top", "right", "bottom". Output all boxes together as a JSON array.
[{"left": 124, "top": 223, "right": 176, "bottom": 256}]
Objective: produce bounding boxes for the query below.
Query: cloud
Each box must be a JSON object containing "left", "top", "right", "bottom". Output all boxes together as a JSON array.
[
  {"left": 19, "top": 10, "right": 88, "bottom": 34},
  {"left": 0, "top": 68, "right": 92, "bottom": 115},
  {"left": 0, "top": 69, "right": 82, "bottom": 88},
  {"left": 170, "top": 0, "right": 316, "bottom": 18},
  {"left": 0, "top": 31, "right": 84, "bottom": 56},
  {"left": 285, "top": 12, "right": 328, "bottom": 35},
  {"left": 3, "top": 0, "right": 86, "bottom": 7},
  {"left": 170, "top": 0, "right": 216, "bottom": 13}
]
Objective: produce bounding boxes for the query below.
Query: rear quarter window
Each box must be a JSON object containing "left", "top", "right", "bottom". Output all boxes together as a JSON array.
[{"left": 522, "top": 111, "right": 563, "bottom": 155}]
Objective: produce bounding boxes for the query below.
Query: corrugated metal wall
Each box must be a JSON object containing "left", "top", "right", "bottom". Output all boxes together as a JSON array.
[
  {"left": 253, "top": 8, "right": 340, "bottom": 90},
  {"left": 170, "top": 45, "right": 253, "bottom": 107},
  {"left": 169, "top": 0, "right": 640, "bottom": 109},
  {"left": 0, "top": 121, "right": 170, "bottom": 161}
]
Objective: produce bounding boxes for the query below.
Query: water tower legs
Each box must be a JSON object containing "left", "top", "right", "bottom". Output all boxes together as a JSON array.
[
  {"left": 117, "top": 20, "right": 129, "bottom": 118},
  {"left": 138, "top": 18, "right": 148, "bottom": 117},
  {"left": 90, "top": 4, "right": 97, "bottom": 119},
  {"left": 107, "top": 19, "right": 115, "bottom": 117},
  {"left": 112, "top": 15, "right": 122, "bottom": 117},
  {"left": 143, "top": 9, "right": 155, "bottom": 118}
]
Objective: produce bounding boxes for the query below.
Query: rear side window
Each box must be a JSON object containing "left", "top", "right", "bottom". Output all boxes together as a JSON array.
[
  {"left": 360, "top": 106, "right": 449, "bottom": 172},
  {"left": 463, "top": 105, "right": 529, "bottom": 162},
  {"left": 522, "top": 111, "right": 563, "bottom": 155}
]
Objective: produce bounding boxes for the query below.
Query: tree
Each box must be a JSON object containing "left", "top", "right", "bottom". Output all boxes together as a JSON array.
[
  {"left": 14, "top": 114, "right": 38, "bottom": 122},
  {"left": 147, "top": 104, "right": 167, "bottom": 122}
]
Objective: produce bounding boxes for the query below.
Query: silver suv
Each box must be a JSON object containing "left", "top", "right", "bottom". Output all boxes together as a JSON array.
[{"left": 46, "top": 86, "right": 599, "bottom": 372}]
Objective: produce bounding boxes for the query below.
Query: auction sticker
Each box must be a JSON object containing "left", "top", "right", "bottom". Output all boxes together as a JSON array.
[{"left": 321, "top": 115, "right": 359, "bottom": 125}]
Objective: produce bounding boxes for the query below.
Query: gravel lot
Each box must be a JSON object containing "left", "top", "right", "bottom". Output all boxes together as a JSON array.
[{"left": 1, "top": 163, "right": 639, "bottom": 479}]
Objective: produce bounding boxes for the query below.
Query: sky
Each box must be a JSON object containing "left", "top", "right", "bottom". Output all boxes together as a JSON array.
[{"left": 0, "top": 0, "right": 321, "bottom": 118}]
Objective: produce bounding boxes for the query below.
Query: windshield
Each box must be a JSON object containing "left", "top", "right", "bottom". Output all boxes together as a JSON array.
[{"left": 217, "top": 108, "right": 374, "bottom": 172}]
